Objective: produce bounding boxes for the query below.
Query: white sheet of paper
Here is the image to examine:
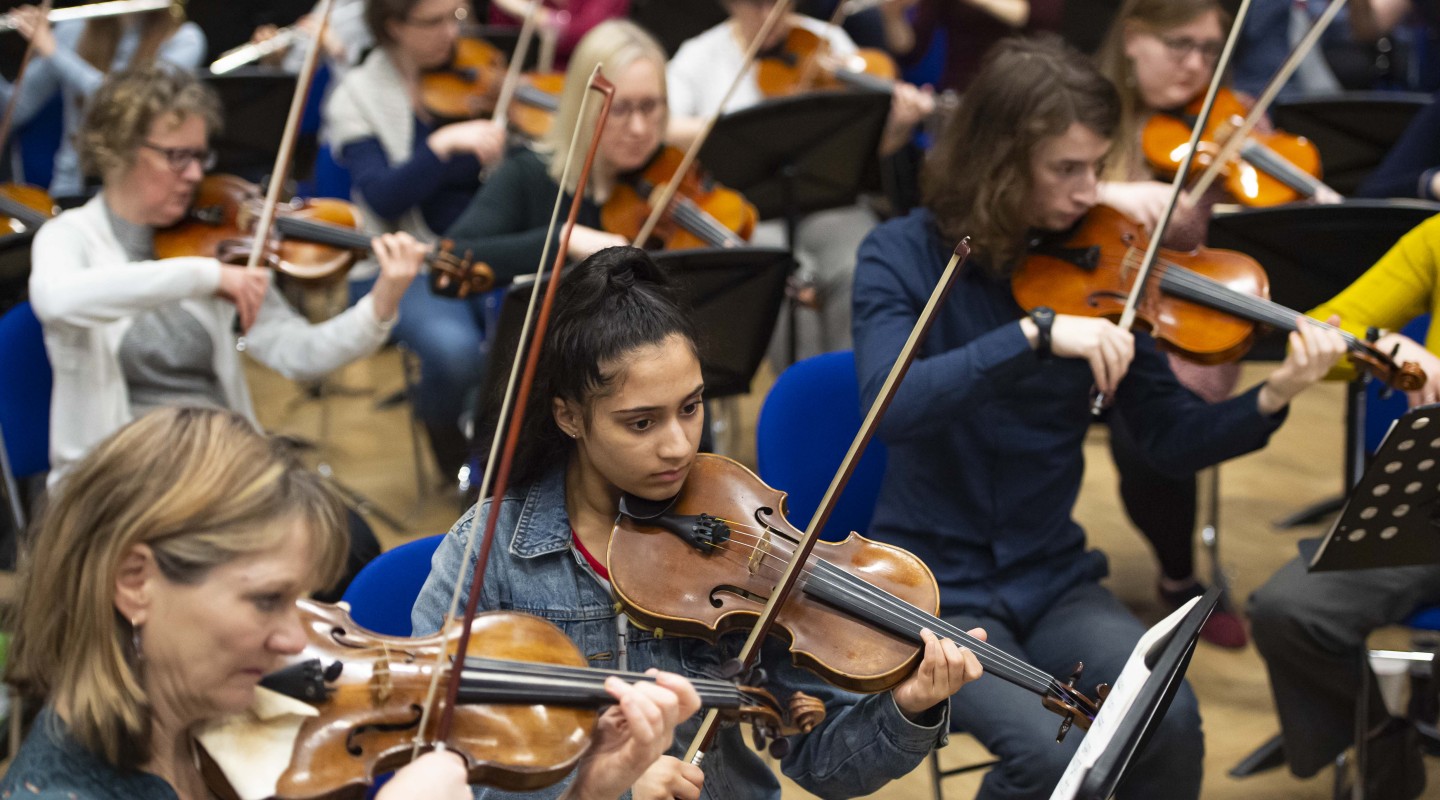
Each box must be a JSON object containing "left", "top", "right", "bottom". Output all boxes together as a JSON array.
[
  {"left": 1048, "top": 597, "right": 1198, "bottom": 800},
  {"left": 195, "top": 687, "right": 319, "bottom": 800}
]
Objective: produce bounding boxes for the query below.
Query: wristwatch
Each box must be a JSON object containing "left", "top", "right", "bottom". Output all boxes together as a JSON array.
[{"left": 1029, "top": 306, "right": 1055, "bottom": 358}]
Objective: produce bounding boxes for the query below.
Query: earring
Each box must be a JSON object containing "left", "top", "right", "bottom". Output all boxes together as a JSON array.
[
  {"left": 131, "top": 619, "right": 144, "bottom": 664},
  {"left": 569, "top": 431, "right": 579, "bottom": 439}
]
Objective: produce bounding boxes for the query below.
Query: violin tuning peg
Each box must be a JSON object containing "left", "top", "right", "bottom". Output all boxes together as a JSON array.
[
  {"left": 768, "top": 737, "right": 791, "bottom": 759},
  {"left": 1055, "top": 713, "right": 1074, "bottom": 743},
  {"left": 1065, "top": 661, "right": 1084, "bottom": 687}
]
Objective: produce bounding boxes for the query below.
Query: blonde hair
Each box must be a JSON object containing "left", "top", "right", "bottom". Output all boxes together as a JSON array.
[
  {"left": 924, "top": 37, "right": 1119, "bottom": 274},
  {"left": 6, "top": 408, "right": 348, "bottom": 769},
  {"left": 1094, "top": 0, "right": 1231, "bottom": 180},
  {"left": 79, "top": 64, "right": 222, "bottom": 181},
  {"left": 542, "top": 19, "right": 668, "bottom": 193}
]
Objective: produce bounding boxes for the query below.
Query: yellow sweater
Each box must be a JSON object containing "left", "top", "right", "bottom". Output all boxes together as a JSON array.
[{"left": 1308, "top": 212, "right": 1440, "bottom": 379}]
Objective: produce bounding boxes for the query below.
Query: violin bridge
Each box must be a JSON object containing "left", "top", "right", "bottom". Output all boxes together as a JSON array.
[
  {"left": 371, "top": 654, "right": 393, "bottom": 704},
  {"left": 747, "top": 529, "right": 772, "bottom": 576}
]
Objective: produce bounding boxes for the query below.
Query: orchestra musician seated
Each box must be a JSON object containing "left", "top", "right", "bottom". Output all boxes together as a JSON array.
[
  {"left": 413, "top": 245, "right": 986, "bottom": 800},
  {"left": 27, "top": 64, "right": 425, "bottom": 596},
  {"left": 851, "top": 36, "right": 1347, "bottom": 800},
  {"left": 0, "top": 407, "right": 698, "bottom": 800}
]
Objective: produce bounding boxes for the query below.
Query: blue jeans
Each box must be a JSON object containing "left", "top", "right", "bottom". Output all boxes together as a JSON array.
[
  {"left": 944, "top": 579, "right": 1204, "bottom": 800},
  {"left": 350, "top": 277, "right": 499, "bottom": 470}
]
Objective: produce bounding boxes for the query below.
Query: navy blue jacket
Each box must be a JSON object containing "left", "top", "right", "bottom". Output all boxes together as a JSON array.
[{"left": 853, "top": 209, "right": 1286, "bottom": 629}]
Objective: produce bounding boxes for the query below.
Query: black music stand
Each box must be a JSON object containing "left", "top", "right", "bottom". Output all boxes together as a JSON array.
[
  {"left": 698, "top": 90, "right": 891, "bottom": 243},
  {"left": 1208, "top": 200, "right": 1440, "bottom": 527},
  {"left": 472, "top": 246, "right": 794, "bottom": 450},
  {"left": 1305, "top": 403, "right": 1440, "bottom": 572},
  {"left": 628, "top": 0, "right": 728, "bottom": 57},
  {"left": 1271, "top": 92, "right": 1433, "bottom": 195},
  {"left": 204, "top": 68, "right": 302, "bottom": 183},
  {"left": 1051, "top": 588, "right": 1220, "bottom": 800}
]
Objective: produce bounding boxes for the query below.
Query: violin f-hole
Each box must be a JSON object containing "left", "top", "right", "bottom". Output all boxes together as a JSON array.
[
  {"left": 344, "top": 704, "right": 424, "bottom": 757},
  {"left": 711, "top": 584, "right": 769, "bottom": 608}
]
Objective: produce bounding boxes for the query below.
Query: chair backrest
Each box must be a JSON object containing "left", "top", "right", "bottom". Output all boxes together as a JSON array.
[
  {"left": 0, "top": 302, "right": 51, "bottom": 479},
  {"left": 340, "top": 534, "right": 444, "bottom": 636},
  {"left": 756, "top": 351, "right": 887, "bottom": 541}
]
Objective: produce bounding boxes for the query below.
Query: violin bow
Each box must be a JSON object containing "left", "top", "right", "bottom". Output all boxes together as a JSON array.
[
  {"left": 1092, "top": 0, "right": 1255, "bottom": 414},
  {"left": 793, "top": 0, "right": 849, "bottom": 91},
  {"left": 412, "top": 66, "right": 616, "bottom": 752},
  {"left": 238, "top": 0, "right": 334, "bottom": 291},
  {"left": 490, "top": 0, "right": 545, "bottom": 133},
  {"left": 631, "top": 0, "right": 792, "bottom": 247},
  {"left": 0, "top": 0, "right": 52, "bottom": 154},
  {"left": 1183, "top": 0, "right": 1347, "bottom": 203},
  {"left": 683, "top": 238, "right": 973, "bottom": 765}
]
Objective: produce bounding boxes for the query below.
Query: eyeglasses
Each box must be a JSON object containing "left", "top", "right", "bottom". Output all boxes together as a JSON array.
[
  {"left": 141, "top": 142, "right": 217, "bottom": 172},
  {"left": 1159, "top": 35, "right": 1224, "bottom": 65},
  {"left": 606, "top": 97, "right": 665, "bottom": 125},
  {"left": 404, "top": 4, "right": 467, "bottom": 28}
]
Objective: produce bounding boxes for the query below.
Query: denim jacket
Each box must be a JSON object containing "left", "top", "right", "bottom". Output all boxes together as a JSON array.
[{"left": 412, "top": 466, "right": 948, "bottom": 800}]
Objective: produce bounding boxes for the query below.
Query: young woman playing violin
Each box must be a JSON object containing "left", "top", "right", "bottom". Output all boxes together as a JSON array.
[
  {"left": 666, "top": 0, "right": 934, "bottom": 365},
  {"left": 1, "top": 406, "right": 696, "bottom": 800},
  {"left": 444, "top": 20, "right": 730, "bottom": 278},
  {"left": 0, "top": 2, "right": 205, "bottom": 199},
  {"left": 852, "top": 37, "right": 1347, "bottom": 800},
  {"left": 1246, "top": 214, "right": 1440, "bottom": 800},
  {"left": 413, "top": 246, "right": 983, "bottom": 800},
  {"left": 324, "top": 0, "right": 509, "bottom": 480}
]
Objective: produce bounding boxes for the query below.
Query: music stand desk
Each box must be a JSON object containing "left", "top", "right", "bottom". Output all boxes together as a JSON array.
[{"left": 1271, "top": 92, "right": 1433, "bottom": 195}]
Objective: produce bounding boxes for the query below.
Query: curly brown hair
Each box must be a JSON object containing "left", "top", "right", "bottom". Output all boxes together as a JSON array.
[
  {"left": 922, "top": 36, "right": 1119, "bottom": 276},
  {"left": 78, "top": 64, "right": 222, "bottom": 181}
]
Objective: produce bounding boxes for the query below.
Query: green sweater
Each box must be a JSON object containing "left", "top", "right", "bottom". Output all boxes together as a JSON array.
[{"left": 443, "top": 148, "right": 602, "bottom": 286}]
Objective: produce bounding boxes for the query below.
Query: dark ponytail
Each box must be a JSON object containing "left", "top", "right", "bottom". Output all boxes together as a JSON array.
[{"left": 507, "top": 246, "right": 697, "bottom": 488}]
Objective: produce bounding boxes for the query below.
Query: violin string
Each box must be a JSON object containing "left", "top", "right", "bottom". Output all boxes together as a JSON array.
[
  {"left": 669, "top": 197, "right": 740, "bottom": 247},
  {"left": 1089, "top": 248, "right": 1367, "bottom": 351},
  {"left": 698, "top": 521, "right": 1090, "bottom": 705},
  {"left": 455, "top": 662, "right": 749, "bottom": 707}
]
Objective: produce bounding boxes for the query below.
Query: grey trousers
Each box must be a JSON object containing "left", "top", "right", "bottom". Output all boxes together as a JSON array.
[
  {"left": 1248, "top": 555, "right": 1440, "bottom": 776},
  {"left": 943, "top": 579, "right": 1205, "bottom": 800}
]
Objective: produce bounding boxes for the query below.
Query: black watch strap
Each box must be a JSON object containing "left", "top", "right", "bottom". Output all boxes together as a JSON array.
[{"left": 1030, "top": 306, "right": 1055, "bottom": 358}]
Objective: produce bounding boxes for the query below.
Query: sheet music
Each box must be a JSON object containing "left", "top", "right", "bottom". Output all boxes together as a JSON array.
[{"left": 1048, "top": 597, "right": 1199, "bottom": 800}]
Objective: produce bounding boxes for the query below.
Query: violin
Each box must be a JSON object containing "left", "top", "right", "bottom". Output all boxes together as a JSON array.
[
  {"left": 421, "top": 38, "right": 509, "bottom": 122},
  {"left": 1142, "top": 87, "right": 1332, "bottom": 206},
  {"left": 756, "top": 26, "right": 898, "bottom": 97},
  {"left": 506, "top": 72, "right": 562, "bottom": 139},
  {"left": 608, "top": 454, "right": 1104, "bottom": 739},
  {"left": 1011, "top": 204, "right": 1425, "bottom": 391},
  {"left": 0, "top": 183, "right": 54, "bottom": 236},
  {"left": 155, "top": 174, "right": 493, "bottom": 295},
  {"left": 602, "top": 146, "right": 757, "bottom": 250},
  {"left": 241, "top": 600, "right": 822, "bottom": 799}
]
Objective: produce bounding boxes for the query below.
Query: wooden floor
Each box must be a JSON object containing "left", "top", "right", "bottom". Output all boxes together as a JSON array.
[{"left": 247, "top": 354, "right": 1440, "bottom": 800}]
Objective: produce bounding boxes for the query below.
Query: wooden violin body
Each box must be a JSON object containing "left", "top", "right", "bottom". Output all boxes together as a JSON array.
[
  {"left": 508, "top": 72, "right": 563, "bottom": 140},
  {"left": 1013, "top": 205, "right": 1425, "bottom": 390},
  {"left": 1142, "top": 88, "right": 1325, "bottom": 206},
  {"left": 756, "top": 26, "right": 897, "bottom": 97},
  {"left": 0, "top": 183, "right": 55, "bottom": 236},
  {"left": 602, "top": 147, "right": 758, "bottom": 250},
  {"left": 1015, "top": 204, "right": 1267, "bottom": 364},
  {"left": 422, "top": 37, "right": 508, "bottom": 122},
  {"left": 609, "top": 455, "right": 1102, "bottom": 728},
  {"left": 155, "top": 174, "right": 360, "bottom": 284},
  {"left": 271, "top": 600, "right": 597, "bottom": 799},
  {"left": 253, "top": 600, "right": 808, "bottom": 800}
]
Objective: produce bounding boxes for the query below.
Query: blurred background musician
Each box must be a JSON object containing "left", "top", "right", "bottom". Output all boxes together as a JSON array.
[
  {"left": 1247, "top": 211, "right": 1440, "bottom": 800},
  {"left": 0, "top": 0, "right": 204, "bottom": 201},
  {"left": 665, "top": 0, "right": 932, "bottom": 366},
  {"left": 29, "top": 65, "right": 424, "bottom": 594},
  {"left": 323, "top": 0, "right": 507, "bottom": 482}
]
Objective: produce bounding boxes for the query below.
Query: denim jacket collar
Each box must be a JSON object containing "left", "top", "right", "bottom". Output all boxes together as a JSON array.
[{"left": 507, "top": 464, "right": 575, "bottom": 559}]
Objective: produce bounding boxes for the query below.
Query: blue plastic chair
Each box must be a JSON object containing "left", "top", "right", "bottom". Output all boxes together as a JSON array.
[
  {"left": 756, "top": 351, "right": 887, "bottom": 541},
  {"left": 0, "top": 302, "right": 51, "bottom": 481},
  {"left": 1364, "top": 315, "right": 1431, "bottom": 453},
  {"left": 339, "top": 533, "right": 444, "bottom": 636}
]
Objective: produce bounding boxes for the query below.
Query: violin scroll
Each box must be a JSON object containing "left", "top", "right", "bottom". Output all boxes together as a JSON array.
[{"left": 427, "top": 239, "right": 496, "bottom": 298}]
